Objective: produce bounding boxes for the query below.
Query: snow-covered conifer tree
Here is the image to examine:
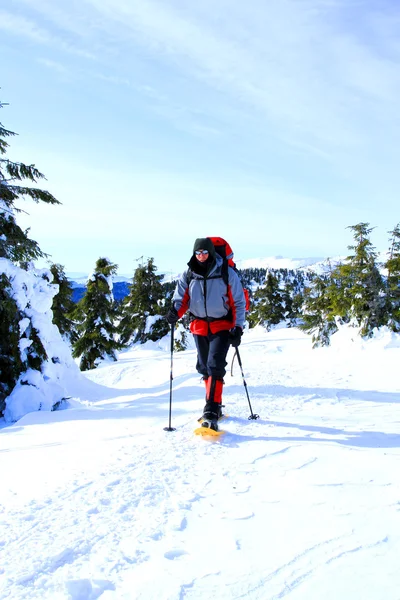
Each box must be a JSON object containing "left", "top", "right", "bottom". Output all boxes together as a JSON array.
[
  {"left": 332, "top": 223, "right": 385, "bottom": 337},
  {"left": 248, "top": 271, "right": 285, "bottom": 330},
  {"left": 50, "top": 263, "right": 77, "bottom": 343},
  {"left": 72, "top": 257, "right": 120, "bottom": 371},
  {"left": 0, "top": 99, "right": 76, "bottom": 421},
  {"left": 119, "top": 257, "right": 169, "bottom": 345},
  {"left": 299, "top": 271, "right": 338, "bottom": 347}
]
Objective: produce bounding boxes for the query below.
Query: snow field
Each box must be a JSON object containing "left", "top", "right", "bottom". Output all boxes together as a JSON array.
[{"left": 1, "top": 327, "right": 400, "bottom": 599}]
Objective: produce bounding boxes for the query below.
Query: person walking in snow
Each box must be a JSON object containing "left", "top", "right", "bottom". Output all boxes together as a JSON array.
[{"left": 166, "top": 237, "right": 246, "bottom": 430}]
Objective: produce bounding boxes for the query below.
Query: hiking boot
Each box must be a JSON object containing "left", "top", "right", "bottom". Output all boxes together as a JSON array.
[
  {"left": 202, "top": 400, "right": 221, "bottom": 421},
  {"left": 201, "top": 418, "right": 219, "bottom": 432}
]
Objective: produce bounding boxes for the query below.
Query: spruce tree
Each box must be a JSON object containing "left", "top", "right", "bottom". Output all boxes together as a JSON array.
[
  {"left": 0, "top": 100, "right": 60, "bottom": 264},
  {"left": 299, "top": 272, "right": 338, "bottom": 347},
  {"left": 119, "top": 257, "right": 169, "bottom": 345},
  {"left": 0, "top": 98, "right": 62, "bottom": 416},
  {"left": 72, "top": 258, "right": 120, "bottom": 371},
  {"left": 0, "top": 273, "right": 24, "bottom": 414},
  {"left": 50, "top": 263, "right": 77, "bottom": 342},
  {"left": 384, "top": 223, "right": 400, "bottom": 332},
  {"left": 248, "top": 271, "right": 285, "bottom": 330},
  {"left": 332, "top": 223, "right": 385, "bottom": 337}
]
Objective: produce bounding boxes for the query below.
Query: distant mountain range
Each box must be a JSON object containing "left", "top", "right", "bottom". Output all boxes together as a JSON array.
[{"left": 67, "top": 256, "right": 334, "bottom": 302}]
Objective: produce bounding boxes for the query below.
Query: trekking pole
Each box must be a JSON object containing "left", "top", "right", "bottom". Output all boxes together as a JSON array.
[
  {"left": 164, "top": 323, "right": 176, "bottom": 432},
  {"left": 235, "top": 348, "right": 260, "bottom": 420}
]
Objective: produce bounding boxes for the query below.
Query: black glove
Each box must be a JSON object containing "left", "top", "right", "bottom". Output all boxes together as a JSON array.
[
  {"left": 229, "top": 326, "right": 243, "bottom": 347},
  {"left": 166, "top": 307, "right": 179, "bottom": 325}
]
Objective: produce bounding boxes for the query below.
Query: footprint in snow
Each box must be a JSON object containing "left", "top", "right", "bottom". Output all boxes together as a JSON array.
[
  {"left": 87, "top": 507, "right": 99, "bottom": 515},
  {"left": 105, "top": 479, "right": 121, "bottom": 491},
  {"left": 164, "top": 549, "right": 189, "bottom": 560}
]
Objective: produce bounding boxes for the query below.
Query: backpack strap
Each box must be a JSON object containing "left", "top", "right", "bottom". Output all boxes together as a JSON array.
[
  {"left": 186, "top": 261, "right": 229, "bottom": 287},
  {"left": 221, "top": 259, "right": 229, "bottom": 286}
]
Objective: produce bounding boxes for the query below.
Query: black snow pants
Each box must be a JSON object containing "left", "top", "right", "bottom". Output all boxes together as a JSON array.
[{"left": 193, "top": 329, "right": 230, "bottom": 379}]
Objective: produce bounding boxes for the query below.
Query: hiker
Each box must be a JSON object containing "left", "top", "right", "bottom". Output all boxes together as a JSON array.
[{"left": 166, "top": 237, "right": 246, "bottom": 430}]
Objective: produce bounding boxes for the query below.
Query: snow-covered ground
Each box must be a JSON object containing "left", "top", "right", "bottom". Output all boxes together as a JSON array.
[{"left": 1, "top": 326, "right": 400, "bottom": 600}]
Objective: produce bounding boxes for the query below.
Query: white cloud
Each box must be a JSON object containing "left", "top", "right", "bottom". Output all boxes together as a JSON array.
[{"left": 0, "top": 10, "right": 51, "bottom": 43}]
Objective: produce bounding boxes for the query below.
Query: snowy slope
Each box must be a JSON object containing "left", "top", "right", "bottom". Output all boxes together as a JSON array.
[
  {"left": 237, "top": 256, "right": 325, "bottom": 270},
  {"left": 1, "top": 327, "right": 400, "bottom": 599}
]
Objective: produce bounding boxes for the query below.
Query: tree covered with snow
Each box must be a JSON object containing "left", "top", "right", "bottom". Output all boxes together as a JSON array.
[
  {"left": 248, "top": 271, "right": 285, "bottom": 329},
  {"left": 300, "top": 224, "right": 388, "bottom": 346},
  {"left": 330, "top": 223, "right": 385, "bottom": 337},
  {"left": 0, "top": 272, "right": 23, "bottom": 414},
  {"left": 50, "top": 263, "right": 77, "bottom": 343},
  {"left": 299, "top": 267, "right": 339, "bottom": 347},
  {"left": 118, "top": 257, "right": 169, "bottom": 345},
  {"left": 72, "top": 257, "right": 120, "bottom": 371},
  {"left": 0, "top": 99, "right": 77, "bottom": 421},
  {"left": 246, "top": 268, "right": 310, "bottom": 330}
]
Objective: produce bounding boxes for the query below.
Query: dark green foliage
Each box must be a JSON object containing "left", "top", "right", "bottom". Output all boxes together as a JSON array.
[
  {"left": 24, "top": 321, "right": 48, "bottom": 372},
  {"left": 0, "top": 270, "right": 49, "bottom": 415},
  {"left": 0, "top": 274, "right": 24, "bottom": 415},
  {"left": 72, "top": 258, "right": 121, "bottom": 371},
  {"left": 0, "top": 99, "right": 60, "bottom": 265},
  {"left": 0, "top": 99, "right": 59, "bottom": 415},
  {"left": 246, "top": 268, "right": 311, "bottom": 330},
  {"left": 248, "top": 271, "right": 285, "bottom": 329},
  {"left": 384, "top": 223, "right": 400, "bottom": 332},
  {"left": 332, "top": 223, "right": 385, "bottom": 337},
  {"left": 50, "top": 263, "right": 77, "bottom": 342},
  {"left": 173, "top": 326, "right": 189, "bottom": 352},
  {"left": 300, "top": 224, "right": 387, "bottom": 345},
  {"left": 299, "top": 271, "right": 338, "bottom": 347},
  {"left": 119, "top": 258, "right": 169, "bottom": 345}
]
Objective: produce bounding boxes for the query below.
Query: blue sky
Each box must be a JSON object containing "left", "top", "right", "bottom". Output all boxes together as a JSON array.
[{"left": 1, "top": 0, "right": 400, "bottom": 276}]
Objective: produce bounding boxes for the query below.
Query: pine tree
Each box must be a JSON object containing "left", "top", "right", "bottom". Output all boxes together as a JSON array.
[
  {"left": 0, "top": 98, "right": 63, "bottom": 416},
  {"left": 119, "top": 257, "right": 169, "bottom": 345},
  {"left": 72, "top": 258, "right": 120, "bottom": 371},
  {"left": 332, "top": 223, "right": 385, "bottom": 337},
  {"left": 0, "top": 100, "right": 60, "bottom": 264},
  {"left": 384, "top": 223, "right": 400, "bottom": 332},
  {"left": 299, "top": 271, "right": 338, "bottom": 347},
  {"left": 0, "top": 273, "right": 24, "bottom": 414},
  {"left": 50, "top": 263, "right": 77, "bottom": 342},
  {"left": 248, "top": 271, "right": 285, "bottom": 330}
]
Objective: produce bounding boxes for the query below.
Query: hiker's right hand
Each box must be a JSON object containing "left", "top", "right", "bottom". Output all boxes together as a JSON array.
[{"left": 166, "top": 307, "right": 179, "bottom": 324}]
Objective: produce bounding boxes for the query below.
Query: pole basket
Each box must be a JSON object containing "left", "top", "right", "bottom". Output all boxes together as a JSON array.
[{"left": 248, "top": 414, "right": 260, "bottom": 420}]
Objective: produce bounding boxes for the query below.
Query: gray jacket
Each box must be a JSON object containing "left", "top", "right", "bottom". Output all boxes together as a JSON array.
[{"left": 173, "top": 254, "right": 246, "bottom": 329}]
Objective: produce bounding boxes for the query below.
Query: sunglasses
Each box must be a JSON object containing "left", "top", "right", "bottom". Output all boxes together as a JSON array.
[{"left": 195, "top": 250, "right": 209, "bottom": 255}]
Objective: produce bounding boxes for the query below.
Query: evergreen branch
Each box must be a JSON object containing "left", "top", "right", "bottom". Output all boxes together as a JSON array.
[
  {"left": 2, "top": 185, "right": 60, "bottom": 205},
  {"left": 0, "top": 125, "right": 16, "bottom": 138},
  {"left": 0, "top": 138, "right": 10, "bottom": 155},
  {"left": 2, "top": 160, "right": 46, "bottom": 182}
]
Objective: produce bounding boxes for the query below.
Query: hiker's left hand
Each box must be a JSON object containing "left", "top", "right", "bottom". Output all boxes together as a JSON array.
[{"left": 229, "top": 326, "right": 243, "bottom": 347}]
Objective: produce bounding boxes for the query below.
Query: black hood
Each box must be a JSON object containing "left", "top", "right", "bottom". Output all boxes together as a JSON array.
[{"left": 192, "top": 237, "right": 216, "bottom": 259}]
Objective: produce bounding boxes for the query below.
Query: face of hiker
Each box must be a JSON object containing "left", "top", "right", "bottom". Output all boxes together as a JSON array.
[{"left": 195, "top": 249, "right": 209, "bottom": 263}]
